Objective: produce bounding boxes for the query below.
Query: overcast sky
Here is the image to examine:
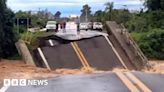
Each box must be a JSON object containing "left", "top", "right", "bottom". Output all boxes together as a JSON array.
[{"left": 7, "top": 0, "right": 144, "bottom": 17}]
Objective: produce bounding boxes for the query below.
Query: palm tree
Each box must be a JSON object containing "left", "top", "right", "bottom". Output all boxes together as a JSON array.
[{"left": 105, "top": 2, "right": 114, "bottom": 20}]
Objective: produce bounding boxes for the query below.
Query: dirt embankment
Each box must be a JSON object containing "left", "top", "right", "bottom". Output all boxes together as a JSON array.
[
  {"left": 0, "top": 59, "right": 105, "bottom": 84},
  {"left": 0, "top": 59, "right": 163, "bottom": 84},
  {"left": 146, "top": 60, "right": 164, "bottom": 73},
  {"left": 0, "top": 60, "right": 55, "bottom": 84}
]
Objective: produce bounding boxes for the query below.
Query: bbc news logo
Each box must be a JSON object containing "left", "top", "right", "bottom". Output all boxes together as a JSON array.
[{"left": 3, "top": 79, "right": 48, "bottom": 86}]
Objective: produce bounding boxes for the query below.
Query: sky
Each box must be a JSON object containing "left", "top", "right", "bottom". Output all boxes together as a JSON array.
[{"left": 7, "top": 0, "right": 144, "bottom": 17}]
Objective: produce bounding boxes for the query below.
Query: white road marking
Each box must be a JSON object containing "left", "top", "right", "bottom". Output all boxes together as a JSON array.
[
  {"left": 0, "top": 86, "right": 10, "bottom": 92},
  {"left": 37, "top": 48, "right": 51, "bottom": 70},
  {"left": 48, "top": 39, "right": 54, "bottom": 46},
  {"left": 104, "top": 36, "right": 128, "bottom": 69}
]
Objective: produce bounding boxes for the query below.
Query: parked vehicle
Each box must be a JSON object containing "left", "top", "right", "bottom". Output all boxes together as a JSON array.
[
  {"left": 46, "top": 21, "right": 57, "bottom": 32},
  {"left": 80, "top": 22, "right": 89, "bottom": 30},
  {"left": 88, "top": 22, "right": 93, "bottom": 30},
  {"left": 93, "top": 22, "right": 103, "bottom": 31}
]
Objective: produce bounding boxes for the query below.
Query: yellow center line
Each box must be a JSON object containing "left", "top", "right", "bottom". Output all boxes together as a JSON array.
[
  {"left": 70, "top": 42, "right": 87, "bottom": 69},
  {"left": 73, "top": 42, "right": 91, "bottom": 68},
  {"left": 125, "top": 72, "right": 152, "bottom": 92},
  {"left": 115, "top": 71, "right": 140, "bottom": 92}
]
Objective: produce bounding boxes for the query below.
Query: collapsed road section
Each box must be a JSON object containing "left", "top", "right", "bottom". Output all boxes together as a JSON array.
[
  {"left": 33, "top": 44, "right": 82, "bottom": 70},
  {"left": 75, "top": 36, "right": 124, "bottom": 70},
  {"left": 33, "top": 31, "right": 130, "bottom": 70}
]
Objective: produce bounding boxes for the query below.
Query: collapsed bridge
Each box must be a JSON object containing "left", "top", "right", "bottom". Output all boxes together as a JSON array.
[
  {"left": 33, "top": 30, "right": 135, "bottom": 70},
  {"left": 17, "top": 21, "right": 149, "bottom": 71}
]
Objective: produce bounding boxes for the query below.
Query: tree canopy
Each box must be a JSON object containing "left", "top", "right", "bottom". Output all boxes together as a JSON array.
[
  {"left": 145, "top": 0, "right": 164, "bottom": 11},
  {"left": 54, "top": 11, "right": 61, "bottom": 19},
  {"left": 0, "top": 0, "right": 17, "bottom": 58},
  {"left": 105, "top": 2, "right": 114, "bottom": 20},
  {"left": 80, "top": 4, "right": 92, "bottom": 22}
]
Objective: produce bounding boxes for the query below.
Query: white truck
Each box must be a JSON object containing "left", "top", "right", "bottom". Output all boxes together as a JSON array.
[
  {"left": 46, "top": 21, "right": 57, "bottom": 32},
  {"left": 93, "top": 22, "right": 103, "bottom": 31},
  {"left": 79, "top": 22, "right": 89, "bottom": 30}
]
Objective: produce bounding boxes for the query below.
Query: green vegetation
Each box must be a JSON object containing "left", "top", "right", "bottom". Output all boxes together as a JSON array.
[
  {"left": 131, "top": 29, "right": 164, "bottom": 59},
  {"left": 0, "top": 0, "right": 17, "bottom": 58},
  {"left": 93, "top": 0, "right": 164, "bottom": 59},
  {"left": 20, "top": 31, "right": 46, "bottom": 48},
  {"left": 145, "top": 0, "right": 164, "bottom": 11},
  {"left": 80, "top": 4, "right": 92, "bottom": 22},
  {"left": 15, "top": 11, "right": 48, "bottom": 29},
  {"left": 54, "top": 11, "right": 61, "bottom": 20},
  {"left": 127, "top": 0, "right": 164, "bottom": 59}
]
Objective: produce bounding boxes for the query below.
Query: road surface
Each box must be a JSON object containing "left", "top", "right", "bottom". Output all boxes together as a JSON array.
[
  {"left": 33, "top": 36, "right": 125, "bottom": 70},
  {"left": 2, "top": 72, "right": 164, "bottom": 92}
]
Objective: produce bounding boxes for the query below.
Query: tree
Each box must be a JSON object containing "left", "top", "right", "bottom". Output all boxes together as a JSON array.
[
  {"left": 15, "top": 10, "right": 31, "bottom": 18},
  {"left": 135, "top": 29, "right": 164, "bottom": 59},
  {"left": 105, "top": 2, "right": 114, "bottom": 20},
  {"left": 145, "top": 0, "right": 164, "bottom": 11},
  {"left": 111, "top": 9, "right": 132, "bottom": 24},
  {"left": 126, "top": 15, "right": 148, "bottom": 32},
  {"left": 93, "top": 10, "right": 106, "bottom": 22},
  {"left": 54, "top": 11, "right": 61, "bottom": 20},
  {"left": 80, "top": 4, "right": 92, "bottom": 22},
  {"left": 94, "top": 10, "right": 103, "bottom": 22},
  {"left": 0, "top": 0, "right": 17, "bottom": 58},
  {"left": 15, "top": 10, "right": 48, "bottom": 28}
]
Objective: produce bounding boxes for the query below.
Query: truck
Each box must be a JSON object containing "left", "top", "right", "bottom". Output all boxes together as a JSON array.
[{"left": 46, "top": 21, "right": 57, "bottom": 32}]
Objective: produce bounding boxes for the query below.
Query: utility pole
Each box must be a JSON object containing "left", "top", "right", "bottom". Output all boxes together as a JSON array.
[
  {"left": 85, "top": 9, "right": 88, "bottom": 22},
  {"left": 17, "top": 18, "right": 19, "bottom": 33}
]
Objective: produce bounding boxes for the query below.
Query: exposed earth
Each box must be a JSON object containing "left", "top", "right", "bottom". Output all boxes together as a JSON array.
[
  {"left": 0, "top": 59, "right": 163, "bottom": 84},
  {"left": 0, "top": 59, "right": 105, "bottom": 84}
]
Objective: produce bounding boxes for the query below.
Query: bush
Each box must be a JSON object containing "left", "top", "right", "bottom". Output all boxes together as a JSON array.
[
  {"left": 131, "top": 29, "right": 164, "bottom": 59},
  {"left": 0, "top": 4, "right": 18, "bottom": 58},
  {"left": 126, "top": 16, "right": 149, "bottom": 32}
]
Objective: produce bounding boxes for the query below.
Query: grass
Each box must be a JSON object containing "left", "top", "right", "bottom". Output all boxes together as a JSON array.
[
  {"left": 130, "top": 32, "right": 148, "bottom": 42},
  {"left": 20, "top": 31, "right": 47, "bottom": 47},
  {"left": 5, "top": 31, "right": 47, "bottom": 60}
]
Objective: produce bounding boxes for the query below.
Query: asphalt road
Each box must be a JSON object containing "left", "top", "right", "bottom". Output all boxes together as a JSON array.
[
  {"left": 34, "top": 36, "right": 124, "bottom": 70},
  {"left": 6, "top": 72, "right": 130, "bottom": 92},
  {"left": 133, "top": 72, "right": 164, "bottom": 92},
  {"left": 76, "top": 36, "right": 123, "bottom": 70},
  {"left": 38, "top": 44, "right": 82, "bottom": 69},
  {"left": 4, "top": 72, "right": 164, "bottom": 92}
]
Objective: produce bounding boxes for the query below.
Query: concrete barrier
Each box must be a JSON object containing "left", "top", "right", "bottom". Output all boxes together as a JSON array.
[
  {"left": 15, "top": 40, "right": 35, "bottom": 66},
  {"left": 106, "top": 21, "right": 151, "bottom": 70}
]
